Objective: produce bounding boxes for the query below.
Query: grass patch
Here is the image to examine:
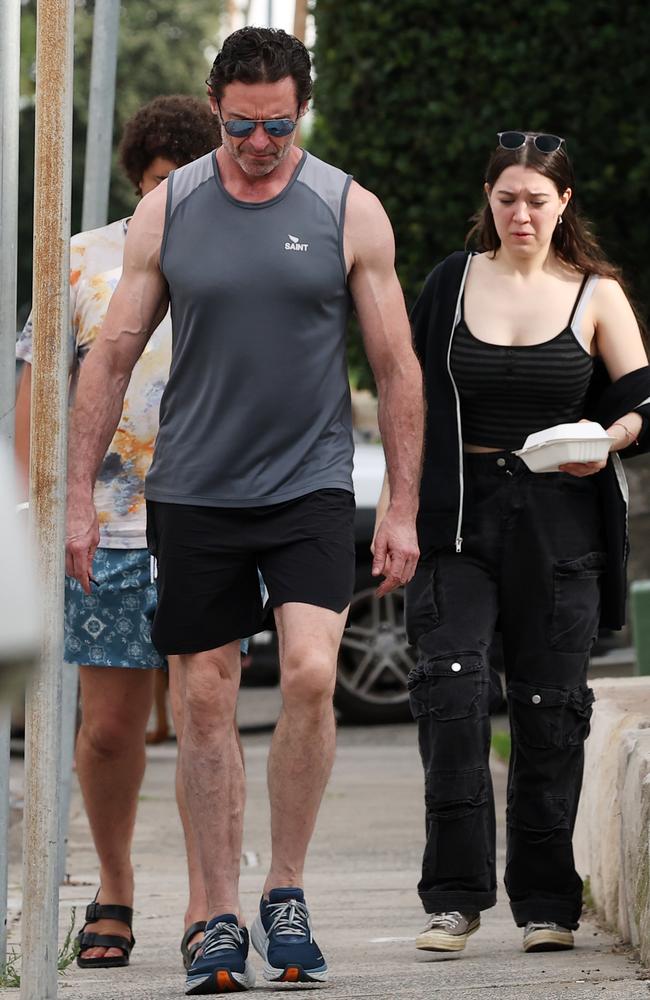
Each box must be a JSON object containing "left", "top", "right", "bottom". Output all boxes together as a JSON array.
[
  {"left": 0, "top": 949, "right": 20, "bottom": 989},
  {"left": 491, "top": 729, "right": 511, "bottom": 764},
  {"left": 0, "top": 908, "right": 77, "bottom": 988}
]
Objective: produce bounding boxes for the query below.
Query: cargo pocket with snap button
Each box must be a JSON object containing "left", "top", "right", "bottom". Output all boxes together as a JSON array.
[
  {"left": 508, "top": 681, "right": 568, "bottom": 748},
  {"left": 408, "top": 653, "right": 486, "bottom": 721}
]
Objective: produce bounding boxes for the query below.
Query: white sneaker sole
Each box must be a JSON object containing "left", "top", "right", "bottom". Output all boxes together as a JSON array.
[
  {"left": 523, "top": 928, "right": 574, "bottom": 952},
  {"left": 250, "top": 914, "right": 329, "bottom": 984},
  {"left": 415, "top": 922, "right": 479, "bottom": 952}
]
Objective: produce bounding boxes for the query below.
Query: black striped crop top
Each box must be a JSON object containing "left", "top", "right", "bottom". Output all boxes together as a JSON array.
[{"left": 449, "top": 274, "right": 597, "bottom": 450}]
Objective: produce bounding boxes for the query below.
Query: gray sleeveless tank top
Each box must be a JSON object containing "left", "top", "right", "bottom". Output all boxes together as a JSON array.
[{"left": 145, "top": 149, "right": 353, "bottom": 507}]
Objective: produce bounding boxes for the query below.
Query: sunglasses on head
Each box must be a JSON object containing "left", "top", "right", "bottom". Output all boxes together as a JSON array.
[
  {"left": 497, "top": 131, "right": 564, "bottom": 153},
  {"left": 216, "top": 99, "right": 298, "bottom": 138}
]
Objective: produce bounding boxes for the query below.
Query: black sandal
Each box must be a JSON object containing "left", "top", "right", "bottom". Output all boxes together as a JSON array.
[
  {"left": 181, "top": 920, "right": 207, "bottom": 971},
  {"left": 76, "top": 893, "right": 136, "bottom": 969}
]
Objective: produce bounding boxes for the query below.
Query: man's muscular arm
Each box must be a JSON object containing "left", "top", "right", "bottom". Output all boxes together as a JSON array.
[
  {"left": 345, "top": 182, "right": 423, "bottom": 596},
  {"left": 66, "top": 183, "right": 169, "bottom": 592}
]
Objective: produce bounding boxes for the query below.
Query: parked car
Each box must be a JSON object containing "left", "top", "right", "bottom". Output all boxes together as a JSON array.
[{"left": 244, "top": 439, "right": 416, "bottom": 724}]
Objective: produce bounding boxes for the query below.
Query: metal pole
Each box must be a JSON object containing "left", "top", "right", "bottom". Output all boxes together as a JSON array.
[
  {"left": 20, "top": 0, "right": 74, "bottom": 993},
  {"left": 293, "top": 0, "right": 308, "bottom": 41},
  {"left": 80, "top": 0, "right": 120, "bottom": 233},
  {"left": 632, "top": 580, "right": 650, "bottom": 675},
  {"left": 0, "top": 0, "right": 20, "bottom": 445},
  {"left": 267, "top": 0, "right": 273, "bottom": 28},
  {"left": 64, "top": 0, "right": 120, "bottom": 891},
  {"left": 0, "top": 0, "right": 21, "bottom": 967},
  {"left": 0, "top": 703, "right": 10, "bottom": 965},
  {"left": 226, "top": 0, "right": 236, "bottom": 34},
  {"left": 292, "top": 0, "right": 308, "bottom": 147},
  {"left": 57, "top": 664, "right": 79, "bottom": 884}
]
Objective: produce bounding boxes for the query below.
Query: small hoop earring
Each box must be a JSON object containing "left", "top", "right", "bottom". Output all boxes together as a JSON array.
[{"left": 557, "top": 215, "right": 563, "bottom": 226}]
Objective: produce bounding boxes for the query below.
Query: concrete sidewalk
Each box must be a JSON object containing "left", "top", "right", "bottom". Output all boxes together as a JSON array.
[{"left": 4, "top": 690, "right": 649, "bottom": 998}]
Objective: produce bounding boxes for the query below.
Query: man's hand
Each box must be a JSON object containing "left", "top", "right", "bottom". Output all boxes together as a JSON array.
[
  {"left": 65, "top": 491, "right": 99, "bottom": 594},
  {"left": 371, "top": 508, "right": 419, "bottom": 597}
]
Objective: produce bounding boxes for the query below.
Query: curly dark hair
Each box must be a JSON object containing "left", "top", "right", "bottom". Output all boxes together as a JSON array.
[
  {"left": 207, "top": 27, "right": 312, "bottom": 105},
  {"left": 119, "top": 95, "right": 219, "bottom": 193}
]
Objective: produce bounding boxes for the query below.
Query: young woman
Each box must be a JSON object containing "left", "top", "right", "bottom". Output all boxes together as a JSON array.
[{"left": 396, "top": 132, "right": 650, "bottom": 954}]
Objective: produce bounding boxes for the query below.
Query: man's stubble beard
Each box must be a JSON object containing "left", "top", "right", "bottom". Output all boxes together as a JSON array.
[{"left": 223, "top": 134, "right": 294, "bottom": 177}]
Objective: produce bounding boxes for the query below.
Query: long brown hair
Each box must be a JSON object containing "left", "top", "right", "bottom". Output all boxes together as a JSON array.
[{"left": 466, "top": 135, "right": 622, "bottom": 281}]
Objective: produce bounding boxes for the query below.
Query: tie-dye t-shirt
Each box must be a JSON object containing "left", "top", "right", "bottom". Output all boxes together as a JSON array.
[{"left": 16, "top": 218, "right": 171, "bottom": 548}]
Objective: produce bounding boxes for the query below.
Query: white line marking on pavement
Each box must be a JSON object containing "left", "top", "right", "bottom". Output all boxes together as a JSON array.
[{"left": 369, "top": 936, "right": 414, "bottom": 943}]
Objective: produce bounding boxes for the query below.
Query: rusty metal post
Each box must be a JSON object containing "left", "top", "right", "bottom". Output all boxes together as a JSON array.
[
  {"left": 81, "top": 0, "right": 121, "bottom": 232},
  {"left": 57, "top": 664, "right": 79, "bottom": 884},
  {"left": 292, "top": 0, "right": 309, "bottom": 146},
  {"left": 56, "top": 0, "right": 121, "bottom": 879},
  {"left": 0, "top": 0, "right": 22, "bottom": 967},
  {"left": 293, "top": 0, "right": 308, "bottom": 41},
  {"left": 20, "top": 0, "right": 74, "bottom": 994},
  {"left": 226, "top": 0, "right": 236, "bottom": 34},
  {"left": 0, "top": 701, "right": 10, "bottom": 965},
  {"left": 0, "top": 0, "right": 20, "bottom": 446}
]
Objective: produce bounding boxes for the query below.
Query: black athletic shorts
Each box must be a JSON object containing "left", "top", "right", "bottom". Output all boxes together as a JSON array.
[{"left": 146, "top": 489, "right": 356, "bottom": 655}]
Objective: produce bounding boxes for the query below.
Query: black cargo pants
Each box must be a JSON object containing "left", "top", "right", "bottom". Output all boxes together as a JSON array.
[{"left": 405, "top": 452, "right": 605, "bottom": 928}]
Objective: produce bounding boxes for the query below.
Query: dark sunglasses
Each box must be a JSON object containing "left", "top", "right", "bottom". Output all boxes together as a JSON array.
[
  {"left": 497, "top": 131, "right": 564, "bottom": 153},
  {"left": 216, "top": 99, "right": 298, "bottom": 138}
]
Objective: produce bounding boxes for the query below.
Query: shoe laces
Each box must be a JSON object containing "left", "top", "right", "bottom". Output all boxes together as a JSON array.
[
  {"left": 526, "top": 921, "right": 565, "bottom": 932},
  {"left": 266, "top": 898, "right": 312, "bottom": 942},
  {"left": 424, "top": 911, "right": 464, "bottom": 931},
  {"left": 201, "top": 921, "right": 244, "bottom": 957}
]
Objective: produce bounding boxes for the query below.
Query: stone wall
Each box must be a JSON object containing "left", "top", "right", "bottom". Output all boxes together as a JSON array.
[{"left": 574, "top": 677, "right": 650, "bottom": 963}]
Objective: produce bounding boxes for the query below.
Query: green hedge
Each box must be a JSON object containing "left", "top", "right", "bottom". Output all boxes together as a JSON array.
[{"left": 310, "top": 0, "right": 649, "bottom": 387}]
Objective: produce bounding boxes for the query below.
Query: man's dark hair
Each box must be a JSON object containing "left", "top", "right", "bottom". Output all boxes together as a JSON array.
[
  {"left": 118, "top": 95, "right": 219, "bottom": 193},
  {"left": 207, "top": 27, "right": 312, "bottom": 105}
]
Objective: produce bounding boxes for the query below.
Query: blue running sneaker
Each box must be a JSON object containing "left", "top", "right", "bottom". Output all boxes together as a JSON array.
[
  {"left": 250, "top": 887, "right": 328, "bottom": 984},
  {"left": 185, "top": 914, "right": 255, "bottom": 995}
]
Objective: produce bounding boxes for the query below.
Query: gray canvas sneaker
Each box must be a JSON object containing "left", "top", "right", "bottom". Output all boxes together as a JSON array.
[
  {"left": 523, "top": 921, "right": 574, "bottom": 952},
  {"left": 415, "top": 911, "right": 480, "bottom": 952}
]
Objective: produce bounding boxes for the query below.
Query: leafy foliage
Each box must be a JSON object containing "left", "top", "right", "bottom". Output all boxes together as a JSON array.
[
  {"left": 490, "top": 729, "right": 511, "bottom": 764},
  {"left": 310, "top": 0, "right": 650, "bottom": 387},
  {"left": 17, "top": 0, "right": 222, "bottom": 319}
]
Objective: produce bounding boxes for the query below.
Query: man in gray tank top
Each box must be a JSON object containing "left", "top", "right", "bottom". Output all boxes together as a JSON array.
[{"left": 66, "top": 27, "right": 423, "bottom": 994}]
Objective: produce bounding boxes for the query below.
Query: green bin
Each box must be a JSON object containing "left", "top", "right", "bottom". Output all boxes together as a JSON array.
[{"left": 631, "top": 580, "right": 650, "bottom": 676}]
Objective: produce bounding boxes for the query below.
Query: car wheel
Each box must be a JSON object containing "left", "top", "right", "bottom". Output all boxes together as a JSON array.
[{"left": 334, "top": 585, "right": 415, "bottom": 724}]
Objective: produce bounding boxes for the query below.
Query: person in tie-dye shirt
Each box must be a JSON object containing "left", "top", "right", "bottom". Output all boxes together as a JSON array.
[{"left": 15, "top": 95, "right": 218, "bottom": 971}]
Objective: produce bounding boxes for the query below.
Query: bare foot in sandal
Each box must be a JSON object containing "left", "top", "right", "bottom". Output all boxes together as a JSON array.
[{"left": 76, "top": 890, "right": 135, "bottom": 967}]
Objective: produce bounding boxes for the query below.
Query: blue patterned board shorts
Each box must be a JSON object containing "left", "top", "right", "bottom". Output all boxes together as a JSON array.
[{"left": 65, "top": 548, "right": 165, "bottom": 668}]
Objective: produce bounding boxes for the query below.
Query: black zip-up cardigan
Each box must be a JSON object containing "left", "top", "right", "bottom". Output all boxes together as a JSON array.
[{"left": 411, "top": 250, "right": 650, "bottom": 629}]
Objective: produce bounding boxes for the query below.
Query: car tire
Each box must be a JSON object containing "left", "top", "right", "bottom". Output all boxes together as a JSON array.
[{"left": 334, "top": 571, "right": 415, "bottom": 725}]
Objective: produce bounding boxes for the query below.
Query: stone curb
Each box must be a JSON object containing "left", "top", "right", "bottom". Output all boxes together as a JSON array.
[{"left": 574, "top": 676, "right": 650, "bottom": 962}]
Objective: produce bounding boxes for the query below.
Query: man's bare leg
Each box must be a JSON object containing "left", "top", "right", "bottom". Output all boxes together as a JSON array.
[
  {"left": 75, "top": 665, "right": 155, "bottom": 959},
  {"left": 264, "top": 603, "right": 347, "bottom": 894},
  {"left": 169, "top": 654, "right": 246, "bottom": 951},
  {"left": 178, "top": 640, "right": 245, "bottom": 918}
]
